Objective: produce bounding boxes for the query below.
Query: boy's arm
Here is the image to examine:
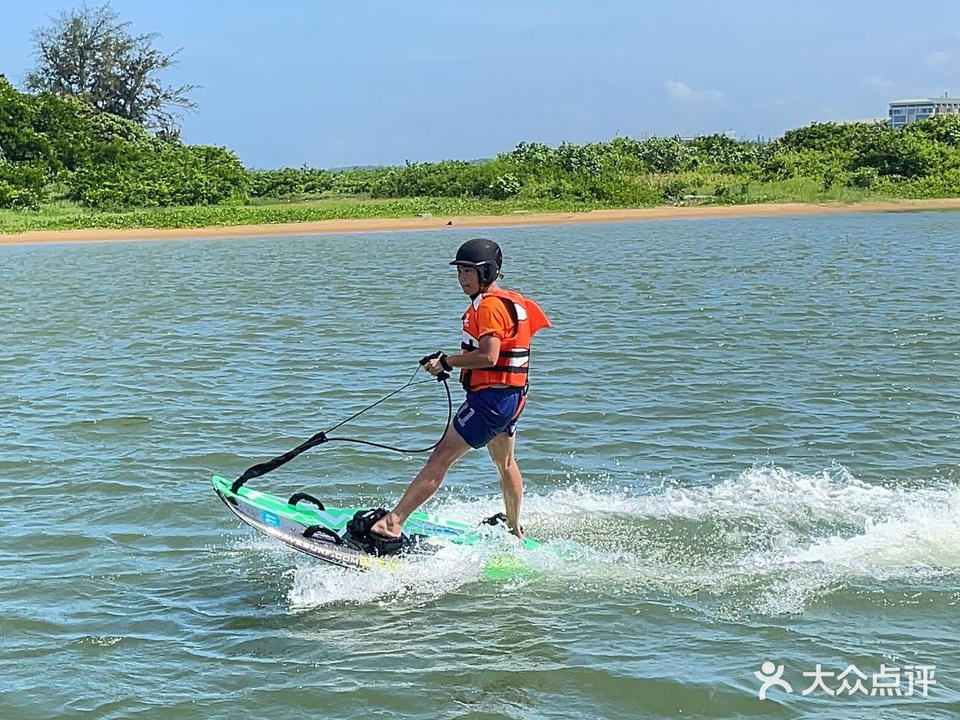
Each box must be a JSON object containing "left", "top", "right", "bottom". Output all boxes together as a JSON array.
[
  {"left": 423, "top": 297, "right": 510, "bottom": 375},
  {"left": 423, "top": 335, "right": 501, "bottom": 375},
  {"left": 447, "top": 334, "right": 501, "bottom": 369}
]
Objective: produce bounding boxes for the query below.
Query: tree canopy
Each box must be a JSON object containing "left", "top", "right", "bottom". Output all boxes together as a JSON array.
[{"left": 24, "top": 3, "right": 198, "bottom": 135}]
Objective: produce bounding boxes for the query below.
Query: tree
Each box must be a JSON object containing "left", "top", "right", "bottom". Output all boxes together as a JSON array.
[
  {"left": 24, "top": 3, "right": 198, "bottom": 135},
  {"left": 853, "top": 131, "right": 943, "bottom": 179}
]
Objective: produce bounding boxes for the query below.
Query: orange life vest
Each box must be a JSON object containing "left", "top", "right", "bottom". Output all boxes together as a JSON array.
[{"left": 460, "top": 289, "right": 551, "bottom": 391}]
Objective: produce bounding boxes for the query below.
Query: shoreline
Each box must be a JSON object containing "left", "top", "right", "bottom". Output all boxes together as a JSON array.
[{"left": 3, "top": 198, "right": 960, "bottom": 245}]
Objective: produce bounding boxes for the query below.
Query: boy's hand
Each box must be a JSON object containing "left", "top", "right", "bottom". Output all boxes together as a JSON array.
[
  {"left": 419, "top": 351, "right": 452, "bottom": 379},
  {"left": 424, "top": 357, "right": 444, "bottom": 376}
]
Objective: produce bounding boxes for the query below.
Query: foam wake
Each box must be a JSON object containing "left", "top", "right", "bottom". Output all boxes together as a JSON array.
[{"left": 264, "top": 465, "right": 960, "bottom": 611}]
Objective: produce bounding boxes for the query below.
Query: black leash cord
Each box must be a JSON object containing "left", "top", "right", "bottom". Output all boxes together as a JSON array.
[{"left": 230, "top": 364, "right": 452, "bottom": 494}]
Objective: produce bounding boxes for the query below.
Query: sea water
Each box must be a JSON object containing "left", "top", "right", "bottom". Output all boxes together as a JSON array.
[{"left": 2, "top": 211, "right": 958, "bottom": 718}]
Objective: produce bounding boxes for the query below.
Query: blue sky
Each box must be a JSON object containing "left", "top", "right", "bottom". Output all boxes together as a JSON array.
[{"left": 2, "top": 1, "right": 958, "bottom": 168}]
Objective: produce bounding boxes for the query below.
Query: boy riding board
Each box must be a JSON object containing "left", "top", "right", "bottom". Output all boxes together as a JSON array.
[{"left": 347, "top": 238, "right": 551, "bottom": 556}]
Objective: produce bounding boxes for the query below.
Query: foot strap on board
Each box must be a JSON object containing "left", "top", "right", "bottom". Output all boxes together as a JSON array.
[
  {"left": 481, "top": 512, "right": 523, "bottom": 536},
  {"left": 345, "top": 509, "right": 408, "bottom": 556},
  {"left": 303, "top": 524, "right": 344, "bottom": 545}
]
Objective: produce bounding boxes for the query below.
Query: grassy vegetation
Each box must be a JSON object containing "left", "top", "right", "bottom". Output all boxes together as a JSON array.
[
  {"left": 0, "top": 196, "right": 611, "bottom": 234},
  {"left": 4, "top": 74, "right": 960, "bottom": 235},
  {"left": 0, "top": 180, "right": 919, "bottom": 235}
]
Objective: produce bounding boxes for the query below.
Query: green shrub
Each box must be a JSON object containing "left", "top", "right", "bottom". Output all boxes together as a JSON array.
[
  {"left": 634, "top": 136, "right": 699, "bottom": 173},
  {"left": 761, "top": 149, "right": 852, "bottom": 181},
  {"left": 69, "top": 144, "right": 249, "bottom": 209},
  {"left": 659, "top": 178, "right": 688, "bottom": 203},
  {"left": 0, "top": 162, "right": 49, "bottom": 208},
  {"left": 776, "top": 121, "right": 883, "bottom": 153},
  {"left": 489, "top": 173, "right": 522, "bottom": 199},
  {"left": 853, "top": 131, "right": 944, "bottom": 179},
  {"left": 689, "top": 134, "right": 763, "bottom": 173},
  {"left": 896, "top": 169, "right": 960, "bottom": 198},
  {"left": 904, "top": 114, "right": 960, "bottom": 147},
  {"left": 850, "top": 166, "right": 880, "bottom": 190}
]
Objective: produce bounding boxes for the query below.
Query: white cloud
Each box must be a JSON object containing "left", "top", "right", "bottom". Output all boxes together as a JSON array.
[
  {"left": 762, "top": 96, "right": 788, "bottom": 112},
  {"left": 663, "top": 80, "right": 725, "bottom": 105},
  {"left": 864, "top": 75, "right": 895, "bottom": 94},
  {"left": 926, "top": 51, "right": 951, "bottom": 69},
  {"left": 663, "top": 80, "right": 693, "bottom": 100}
]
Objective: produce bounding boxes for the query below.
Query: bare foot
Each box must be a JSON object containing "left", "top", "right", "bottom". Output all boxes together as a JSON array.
[{"left": 370, "top": 512, "right": 403, "bottom": 539}]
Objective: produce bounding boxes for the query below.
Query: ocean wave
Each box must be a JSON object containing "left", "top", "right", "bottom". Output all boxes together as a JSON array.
[{"left": 276, "top": 465, "right": 960, "bottom": 611}]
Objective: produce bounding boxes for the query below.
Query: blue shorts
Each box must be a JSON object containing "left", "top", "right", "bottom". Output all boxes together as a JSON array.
[{"left": 453, "top": 386, "right": 526, "bottom": 449}]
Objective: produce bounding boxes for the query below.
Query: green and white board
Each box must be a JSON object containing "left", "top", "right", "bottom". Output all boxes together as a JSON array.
[{"left": 212, "top": 475, "right": 540, "bottom": 575}]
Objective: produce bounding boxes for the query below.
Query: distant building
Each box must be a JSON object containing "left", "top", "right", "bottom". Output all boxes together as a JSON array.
[{"left": 888, "top": 94, "right": 960, "bottom": 128}]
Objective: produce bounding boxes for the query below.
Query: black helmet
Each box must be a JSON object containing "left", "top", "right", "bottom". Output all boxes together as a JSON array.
[{"left": 450, "top": 238, "right": 502, "bottom": 288}]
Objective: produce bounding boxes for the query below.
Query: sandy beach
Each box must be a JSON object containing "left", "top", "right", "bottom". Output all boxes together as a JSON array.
[{"left": 3, "top": 198, "right": 960, "bottom": 246}]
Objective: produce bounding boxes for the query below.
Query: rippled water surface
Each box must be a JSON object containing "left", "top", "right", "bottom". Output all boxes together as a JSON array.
[{"left": 3, "top": 212, "right": 959, "bottom": 719}]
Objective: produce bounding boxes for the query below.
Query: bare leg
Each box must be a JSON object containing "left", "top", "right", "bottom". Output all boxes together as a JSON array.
[
  {"left": 487, "top": 431, "right": 524, "bottom": 539},
  {"left": 370, "top": 424, "right": 471, "bottom": 538}
]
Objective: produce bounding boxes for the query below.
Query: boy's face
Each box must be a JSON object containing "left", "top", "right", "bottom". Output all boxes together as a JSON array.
[{"left": 457, "top": 265, "right": 481, "bottom": 296}]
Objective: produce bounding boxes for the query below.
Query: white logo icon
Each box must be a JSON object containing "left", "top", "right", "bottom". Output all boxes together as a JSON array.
[
  {"left": 755, "top": 661, "right": 793, "bottom": 700},
  {"left": 757, "top": 661, "right": 936, "bottom": 700}
]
